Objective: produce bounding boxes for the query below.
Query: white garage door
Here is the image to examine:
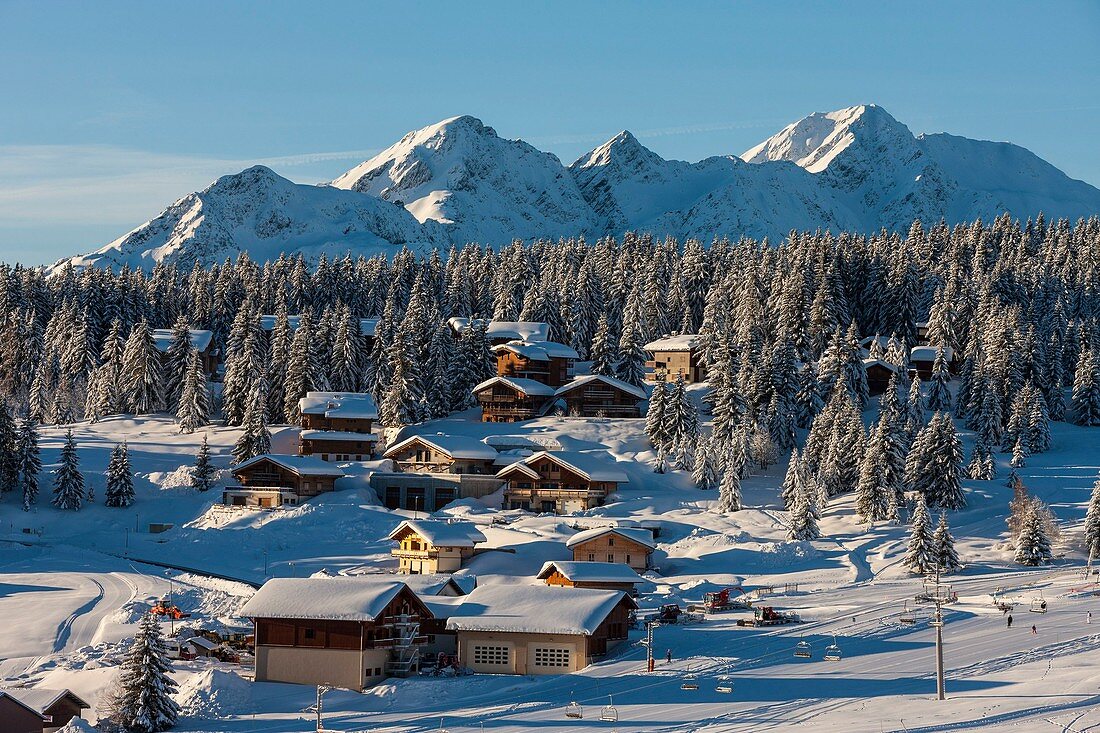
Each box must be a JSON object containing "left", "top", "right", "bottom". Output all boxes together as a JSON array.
[
  {"left": 471, "top": 644, "right": 512, "bottom": 670},
  {"left": 532, "top": 646, "right": 572, "bottom": 670}
]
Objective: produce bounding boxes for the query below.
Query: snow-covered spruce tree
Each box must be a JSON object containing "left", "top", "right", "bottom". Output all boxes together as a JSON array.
[
  {"left": 120, "top": 320, "right": 165, "bottom": 415},
  {"left": 52, "top": 429, "right": 84, "bottom": 510},
  {"left": 17, "top": 418, "right": 41, "bottom": 511},
  {"left": 616, "top": 316, "right": 646, "bottom": 388},
  {"left": 905, "top": 373, "right": 925, "bottom": 435},
  {"left": 589, "top": 312, "right": 618, "bottom": 377},
  {"left": 1071, "top": 343, "right": 1100, "bottom": 426},
  {"left": 233, "top": 381, "right": 271, "bottom": 465},
  {"left": 191, "top": 434, "right": 216, "bottom": 492},
  {"left": 855, "top": 422, "right": 894, "bottom": 522},
  {"left": 112, "top": 612, "right": 180, "bottom": 732},
  {"left": 715, "top": 443, "right": 743, "bottom": 513},
  {"left": 670, "top": 374, "right": 699, "bottom": 470},
  {"left": 1014, "top": 499, "right": 1053, "bottom": 566},
  {"left": 644, "top": 378, "right": 669, "bottom": 452},
  {"left": 1011, "top": 436, "right": 1027, "bottom": 469},
  {"left": 780, "top": 449, "right": 803, "bottom": 510},
  {"left": 691, "top": 433, "right": 720, "bottom": 490},
  {"left": 1024, "top": 385, "right": 1052, "bottom": 454},
  {"left": 0, "top": 401, "right": 19, "bottom": 494},
  {"left": 282, "top": 312, "right": 316, "bottom": 423},
  {"left": 104, "top": 442, "right": 136, "bottom": 508},
  {"left": 926, "top": 347, "right": 953, "bottom": 412},
  {"left": 1083, "top": 473, "right": 1100, "bottom": 562},
  {"left": 905, "top": 413, "right": 966, "bottom": 510},
  {"left": 932, "top": 512, "right": 962, "bottom": 573},
  {"left": 787, "top": 484, "right": 820, "bottom": 541},
  {"left": 794, "top": 363, "right": 824, "bottom": 429},
  {"left": 903, "top": 493, "right": 935, "bottom": 575},
  {"left": 967, "top": 436, "right": 996, "bottom": 481},
  {"left": 163, "top": 317, "right": 193, "bottom": 408},
  {"left": 175, "top": 349, "right": 210, "bottom": 434}
]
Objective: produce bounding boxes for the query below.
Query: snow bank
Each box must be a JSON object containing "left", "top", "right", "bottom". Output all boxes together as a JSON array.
[{"left": 175, "top": 668, "right": 253, "bottom": 718}]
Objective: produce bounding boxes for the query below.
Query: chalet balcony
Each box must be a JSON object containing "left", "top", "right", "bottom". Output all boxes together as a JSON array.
[{"left": 392, "top": 548, "right": 439, "bottom": 559}]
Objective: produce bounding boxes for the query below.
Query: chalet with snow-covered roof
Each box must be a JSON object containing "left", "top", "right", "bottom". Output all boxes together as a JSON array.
[
  {"left": 492, "top": 340, "right": 578, "bottom": 387},
  {"left": 384, "top": 434, "right": 499, "bottom": 475},
  {"left": 225, "top": 454, "right": 345, "bottom": 507},
  {"left": 298, "top": 391, "right": 379, "bottom": 460},
  {"left": 445, "top": 585, "right": 635, "bottom": 674},
  {"left": 448, "top": 318, "right": 551, "bottom": 345},
  {"left": 554, "top": 374, "right": 645, "bottom": 418},
  {"left": 473, "top": 376, "right": 556, "bottom": 422},
  {"left": 498, "top": 451, "right": 628, "bottom": 514},
  {"left": 644, "top": 334, "right": 705, "bottom": 383},
  {"left": 536, "top": 560, "right": 644, "bottom": 594},
  {"left": 566, "top": 526, "right": 656, "bottom": 572},
  {"left": 152, "top": 328, "right": 218, "bottom": 378},
  {"left": 240, "top": 577, "right": 433, "bottom": 689},
  {"left": 388, "top": 519, "right": 487, "bottom": 574},
  {"left": 862, "top": 358, "right": 898, "bottom": 396},
  {"left": 0, "top": 688, "right": 89, "bottom": 733},
  {"left": 909, "top": 345, "right": 955, "bottom": 380}
]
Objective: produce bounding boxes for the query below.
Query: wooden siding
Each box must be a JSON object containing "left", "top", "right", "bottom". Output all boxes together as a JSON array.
[
  {"left": 232, "top": 459, "right": 338, "bottom": 498},
  {"left": 570, "top": 535, "right": 651, "bottom": 571}
]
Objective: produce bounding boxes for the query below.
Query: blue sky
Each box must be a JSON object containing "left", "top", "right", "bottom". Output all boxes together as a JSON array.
[{"left": 1, "top": 0, "right": 1098, "bottom": 265}]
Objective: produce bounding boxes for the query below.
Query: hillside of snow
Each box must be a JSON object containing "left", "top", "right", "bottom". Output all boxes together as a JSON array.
[{"left": 51, "top": 105, "right": 1100, "bottom": 271}]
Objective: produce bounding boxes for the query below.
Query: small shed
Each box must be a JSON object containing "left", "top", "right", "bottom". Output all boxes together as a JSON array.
[
  {"left": 388, "top": 519, "right": 487, "bottom": 574},
  {"left": 536, "top": 560, "right": 644, "bottom": 594},
  {"left": 862, "top": 358, "right": 898, "bottom": 396},
  {"left": 565, "top": 526, "right": 656, "bottom": 572},
  {"left": 0, "top": 687, "right": 90, "bottom": 733}
]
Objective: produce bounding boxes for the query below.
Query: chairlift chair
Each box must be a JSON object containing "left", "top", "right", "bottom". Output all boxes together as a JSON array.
[
  {"left": 565, "top": 701, "right": 583, "bottom": 719},
  {"left": 824, "top": 636, "right": 842, "bottom": 662},
  {"left": 794, "top": 638, "right": 812, "bottom": 658},
  {"left": 899, "top": 603, "right": 916, "bottom": 625},
  {"left": 1030, "top": 593, "right": 1048, "bottom": 614},
  {"left": 599, "top": 696, "right": 619, "bottom": 722},
  {"left": 437, "top": 718, "right": 449, "bottom": 733},
  {"left": 715, "top": 672, "right": 733, "bottom": 694},
  {"left": 680, "top": 672, "right": 699, "bottom": 691}
]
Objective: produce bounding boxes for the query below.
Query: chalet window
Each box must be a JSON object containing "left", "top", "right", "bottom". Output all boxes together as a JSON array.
[
  {"left": 608, "top": 537, "right": 615, "bottom": 546},
  {"left": 304, "top": 628, "right": 316, "bottom": 639},
  {"left": 588, "top": 553, "right": 595, "bottom": 561},
  {"left": 625, "top": 554, "right": 631, "bottom": 564},
  {"left": 473, "top": 645, "right": 510, "bottom": 666},
  {"left": 608, "top": 554, "right": 614, "bottom": 563},
  {"left": 533, "top": 647, "right": 571, "bottom": 667}
]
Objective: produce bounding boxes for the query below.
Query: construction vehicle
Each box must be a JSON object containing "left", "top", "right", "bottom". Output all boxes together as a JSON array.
[
  {"left": 736, "top": 605, "right": 798, "bottom": 627},
  {"left": 150, "top": 596, "right": 191, "bottom": 619},
  {"left": 698, "top": 587, "right": 751, "bottom": 614}
]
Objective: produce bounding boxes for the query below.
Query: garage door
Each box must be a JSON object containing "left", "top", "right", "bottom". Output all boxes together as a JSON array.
[
  {"left": 470, "top": 644, "right": 512, "bottom": 672},
  {"left": 531, "top": 645, "right": 573, "bottom": 672}
]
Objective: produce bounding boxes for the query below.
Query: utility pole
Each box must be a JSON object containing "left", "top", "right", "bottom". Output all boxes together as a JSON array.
[
  {"left": 929, "top": 564, "right": 946, "bottom": 700},
  {"left": 315, "top": 684, "right": 331, "bottom": 732}
]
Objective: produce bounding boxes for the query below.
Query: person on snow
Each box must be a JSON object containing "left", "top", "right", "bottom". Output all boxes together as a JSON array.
[
  {"left": 1007, "top": 614, "right": 1013, "bottom": 628},
  {"left": 666, "top": 649, "right": 672, "bottom": 664},
  {"left": 1031, "top": 624, "right": 1037, "bottom": 635},
  {"left": 1088, "top": 611, "right": 1093, "bottom": 625}
]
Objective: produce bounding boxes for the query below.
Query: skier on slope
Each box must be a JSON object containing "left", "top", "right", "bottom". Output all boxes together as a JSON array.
[
  {"left": 1031, "top": 624, "right": 1037, "bottom": 635},
  {"left": 1007, "top": 614, "right": 1013, "bottom": 628},
  {"left": 666, "top": 649, "right": 672, "bottom": 664}
]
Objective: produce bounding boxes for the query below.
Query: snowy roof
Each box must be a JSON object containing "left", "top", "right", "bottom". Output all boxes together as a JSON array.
[
  {"left": 299, "top": 391, "right": 379, "bottom": 420},
  {"left": 472, "top": 376, "right": 556, "bottom": 397},
  {"left": 0, "top": 687, "right": 90, "bottom": 714},
  {"left": 448, "top": 318, "right": 550, "bottom": 342},
  {"left": 498, "top": 451, "right": 629, "bottom": 484},
  {"left": 395, "top": 574, "right": 476, "bottom": 596},
  {"left": 536, "top": 561, "right": 645, "bottom": 584},
  {"left": 151, "top": 328, "right": 214, "bottom": 354},
  {"left": 910, "top": 345, "right": 954, "bottom": 362},
  {"left": 555, "top": 374, "right": 647, "bottom": 400},
  {"left": 239, "top": 577, "right": 410, "bottom": 621},
  {"left": 565, "top": 526, "right": 656, "bottom": 550},
  {"left": 385, "top": 433, "right": 499, "bottom": 461},
  {"left": 861, "top": 358, "right": 898, "bottom": 373},
  {"left": 481, "top": 434, "right": 559, "bottom": 451},
  {"left": 261, "top": 315, "right": 378, "bottom": 338},
  {"left": 388, "top": 519, "right": 487, "bottom": 547},
  {"left": 444, "top": 585, "right": 632, "bottom": 635},
  {"left": 233, "top": 454, "right": 346, "bottom": 477},
  {"left": 491, "top": 340, "right": 580, "bottom": 361},
  {"left": 644, "top": 334, "right": 700, "bottom": 352},
  {"left": 185, "top": 636, "right": 219, "bottom": 651},
  {"left": 299, "top": 429, "right": 379, "bottom": 442}
]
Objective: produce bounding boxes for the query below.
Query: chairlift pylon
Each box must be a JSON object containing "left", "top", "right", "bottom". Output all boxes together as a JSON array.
[
  {"left": 824, "top": 635, "right": 842, "bottom": 662},
  {"left": 599, "top": 695, "right": 619, "bottom": 722},
  {"left": 794, "top": 637, "right": 812, "bottom": 659}
]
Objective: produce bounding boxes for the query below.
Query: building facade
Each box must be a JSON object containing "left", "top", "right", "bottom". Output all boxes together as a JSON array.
[
  {"left": 644, "top": 335, "right": 705, "bottom": 383},
  {"left": 555, "top": 375, "right": 645, "bottom": 418},
  {"left": 230, "top": 455, "right": 344, "bottom": 503},
  {"left": 565, "top": 527, "right": 656, "bottom": 572},
  {"left": 298, "top": 391, "right": 379, "bottom": 461},
  {"left": 497, "top": 451, "right": 628, "bottom": 514},
  {"left": 388, "top": 519, "right": 486, "bottom": 574}
]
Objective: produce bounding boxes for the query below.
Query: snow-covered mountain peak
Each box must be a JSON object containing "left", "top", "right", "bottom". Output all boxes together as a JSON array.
[
  {"left": 741, "top": 104, "right": 909, "bottom": 173},
  {"left": 572, "top": 130, "right": 665, "bottom": 172}
]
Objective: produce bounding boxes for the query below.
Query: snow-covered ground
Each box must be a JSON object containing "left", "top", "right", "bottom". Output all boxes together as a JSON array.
[{"left": 2, "top": 406, "right": 1099, "bottom": 731}]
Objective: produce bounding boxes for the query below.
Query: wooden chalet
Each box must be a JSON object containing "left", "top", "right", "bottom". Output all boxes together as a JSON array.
[
  {"left": 565, "top": 526, "right": 656, "bottom": 572},
  {"left": 152, "top": 328, "right": 218, "bottom": 379},
  {"left": 225, "top": 454, "right": 344, "bottom": 507},
  {"left": 445, "top": 585, "right": 636, "bottom": 675},
  {"left": 239, "top": 577, "right": 434, "bottom": 689},
  {"left": 644, "top": 334, "right": 705, "bottom": 383},
  {"left": 862, "top": 358, "right": 898, "bottom": 396},
  {"left": 473, "top": 376, "right": 556, "bottom": 423},
  {"left": 536, "top": 560, "right": 644, "bottom": 594},
  {"left": 384, "top": 434, "right": 499, "bottom": 474},
  {"left": 910, "top": 345, "right": 955, "bottom": 380},
  {"left": 298, "top": 391, "right": 380, "bottom": 461},
  {"left": 491, "top": 340, "right": 578, "bottom": 387},
  {"left": 497, "top": 451, "right": 628, "bottom": 514},
  {"left": 388, "top": 519, "right": 487, "bottom": 574},
  {"left": 554, "top": 374, "right": 645, "bottom": 418},
  {"left": 0, "top": 688, "right": 89, "bottom": 733}
]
